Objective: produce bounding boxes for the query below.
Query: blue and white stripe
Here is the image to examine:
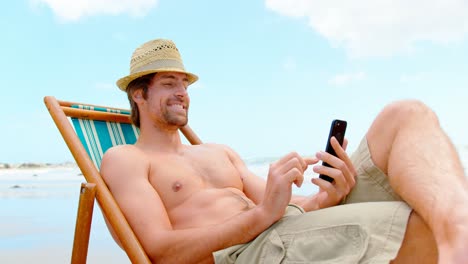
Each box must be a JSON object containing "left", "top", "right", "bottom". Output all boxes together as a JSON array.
[{"left": 71, "top": 104, "right": 140, "bottom": 169}]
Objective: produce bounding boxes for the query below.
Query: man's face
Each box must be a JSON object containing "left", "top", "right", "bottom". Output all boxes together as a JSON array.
[{"left": 145, "top": 72, "right": 190, "bottom": 128}]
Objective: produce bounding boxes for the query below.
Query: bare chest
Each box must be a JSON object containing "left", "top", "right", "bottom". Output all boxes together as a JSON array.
[{"left": 148, "top": 152, "right": 244, "bottom": 209}]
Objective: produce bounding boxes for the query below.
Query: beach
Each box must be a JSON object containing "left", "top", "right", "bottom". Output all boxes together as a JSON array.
[
  {"left": 1, "top": 147, "right": 467, "bottom": 264},
  {"left": 0, "top": 166, "right": 129, "bottom": 263}
]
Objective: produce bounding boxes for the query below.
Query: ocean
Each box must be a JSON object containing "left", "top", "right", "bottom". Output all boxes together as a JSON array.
[{"left": 1, "top": 148, "right": 467, "bottom": 264}]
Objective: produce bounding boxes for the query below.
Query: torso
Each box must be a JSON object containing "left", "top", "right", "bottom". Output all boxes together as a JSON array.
[{"left": 144, "top": 144, "right": 256, "bottom": 229}]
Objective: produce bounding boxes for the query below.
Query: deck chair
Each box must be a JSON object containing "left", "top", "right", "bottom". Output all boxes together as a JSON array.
[{"left": 43, "top": 96, "right": 202, "bottom": 263}]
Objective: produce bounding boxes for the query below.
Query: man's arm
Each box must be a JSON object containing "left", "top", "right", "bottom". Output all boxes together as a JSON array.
[
  {"left": 222, "top": 145, "right": 325, "bottom": 213},
  {"left": 222, "top": 145, "right": 267, "bottom": 204},
  {"left": 223, "top": 144, "right": 318, "bottom": 209},
  {"left": 100, "top": 146, "right": 276, "bottom": 263},
  {"left": 224, "top": 139, "right": 357, "bottom": 213}
]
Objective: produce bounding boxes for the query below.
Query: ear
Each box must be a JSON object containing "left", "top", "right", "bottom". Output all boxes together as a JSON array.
[{"left": 132, "top": 89, "right": 143, "bottom": 103}]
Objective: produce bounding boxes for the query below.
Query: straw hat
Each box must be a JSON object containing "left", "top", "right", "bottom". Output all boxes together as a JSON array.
[{"left": 116, "top": 39, "right": 198, "bottom": 91}]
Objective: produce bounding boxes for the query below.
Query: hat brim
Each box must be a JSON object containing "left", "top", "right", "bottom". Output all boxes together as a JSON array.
[{"left": 116, "top": 68, "right": 199, "bottom": 91}]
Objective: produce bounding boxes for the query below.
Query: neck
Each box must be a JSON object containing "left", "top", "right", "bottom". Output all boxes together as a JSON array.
[{"left": 136, "top": 121, "right": 184, "bottom": 153}]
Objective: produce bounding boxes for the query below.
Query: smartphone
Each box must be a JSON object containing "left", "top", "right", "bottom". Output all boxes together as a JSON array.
[{"left": 319, "top": 119, "right": 347, "bottom": 183}]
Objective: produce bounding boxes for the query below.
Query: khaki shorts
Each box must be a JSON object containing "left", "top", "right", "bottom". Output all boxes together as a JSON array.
[{"left": 214, "top": 137, "right": 412, "bottom": 264}]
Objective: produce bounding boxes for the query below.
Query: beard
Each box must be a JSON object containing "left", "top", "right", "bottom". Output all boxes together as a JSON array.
[{"left": 162, "top": 108, "right": 188, "bottom": 127}]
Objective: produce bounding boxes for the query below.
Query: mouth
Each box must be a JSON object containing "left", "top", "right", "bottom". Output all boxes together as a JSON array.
[
  {"left": 168, "top": 103, "right": 186, "bottom": 109},
  {"left": 167, "top": 102, "right": 187, "bottom": 113}
]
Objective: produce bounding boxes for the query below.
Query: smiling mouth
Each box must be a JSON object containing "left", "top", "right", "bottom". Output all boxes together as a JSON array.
[{"left": 167, "top": 103, "right": 187, "bottom": 113}]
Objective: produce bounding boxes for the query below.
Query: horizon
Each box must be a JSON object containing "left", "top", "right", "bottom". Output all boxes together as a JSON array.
[{"left": 1, "top": 0, "right": 468, "bottom": 164}]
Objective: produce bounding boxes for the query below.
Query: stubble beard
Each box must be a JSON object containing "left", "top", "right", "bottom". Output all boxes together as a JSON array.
[{"left": 163, "top": 109, "right": 188, "bottom": 127}]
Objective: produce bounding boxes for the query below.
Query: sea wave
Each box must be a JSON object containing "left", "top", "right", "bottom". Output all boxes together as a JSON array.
[
  {"left": 0, "top": 167, "right": 84, "bottom": 199},
  {"left": 1, "top": 147, "right": 466, "bottom": 199}
]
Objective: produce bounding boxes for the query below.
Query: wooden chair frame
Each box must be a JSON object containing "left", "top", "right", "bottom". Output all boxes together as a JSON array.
[{"left": 43, "top": 96, "right": 201, "bottom": 263}]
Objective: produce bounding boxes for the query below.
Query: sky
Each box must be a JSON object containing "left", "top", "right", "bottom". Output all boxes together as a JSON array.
[{"left": 1, "top": 0, "right": 468, "bottom": 164}]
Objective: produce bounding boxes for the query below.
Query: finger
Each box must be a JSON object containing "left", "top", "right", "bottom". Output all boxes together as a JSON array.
[
  {"left": 343, "top": 138, "right": 349, "bottom": 151},
  {"left": 316, "top": 150, "right": 355, "bottom": 190},
  {"left": 276, "top": 152, "right": 306, "bottom": 169},
  {"left": 284, "top": 167, "right": 304, "bottom": 187},
  {"left": 311, "top": 178, "right": 340, "bottom": 201},
  {"left": 330, "top": 137, "right": 356, "bottom": 185},
  {"left": 330, "top": 137, "right": 351, "bottom": 169},
  {"left": 302, "top": 156, "right": 319, "bottom": 174},
  {"left": 270, "top": 153, "right": 296, "bottom": 173},
  {"left": 330, "top": 136, "right": 344, "bottom": 153},
  {"left": 278, "top": 156, "right": 306, "bottom": 176},
  {"left": 313, "top": 164, "right": 348, "bottom": 192},
  {"left": 304, "top": 156, "right": 319, "bottom": 166},
  {"left": 316, "top": 150, "right": 345, "bottom": 170}
]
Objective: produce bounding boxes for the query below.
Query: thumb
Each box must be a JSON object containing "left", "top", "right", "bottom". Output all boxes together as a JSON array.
[
  {"left": 294, "top": 176, "right": 304, "bottom": 188},
  {"left": 316, "top": 191, "right": 329, "bottom": 208},
  {"left": 343, "top": 138, "right": 348, "bottom": 150}
]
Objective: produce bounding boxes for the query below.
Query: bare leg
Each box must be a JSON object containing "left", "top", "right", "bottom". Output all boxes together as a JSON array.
[
  {"left": 392, "top": 212, "right": 437, "bottom": 263},
  {"left": 366, "top": 100, "right": 468, "bottom": 263}
]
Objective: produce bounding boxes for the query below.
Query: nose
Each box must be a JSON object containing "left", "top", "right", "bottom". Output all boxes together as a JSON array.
[{"left": 174, "top": 84, "right": 188, "bottom": 98}]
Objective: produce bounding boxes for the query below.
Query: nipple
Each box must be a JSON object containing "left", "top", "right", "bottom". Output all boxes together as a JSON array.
[{"left": 172, "top": 181, "right": 183, "bottom": 192}]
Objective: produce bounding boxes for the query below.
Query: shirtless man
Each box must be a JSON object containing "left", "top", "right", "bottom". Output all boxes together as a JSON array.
[{"left": 101, "top": 39, "right": 468, "bottom": 263}]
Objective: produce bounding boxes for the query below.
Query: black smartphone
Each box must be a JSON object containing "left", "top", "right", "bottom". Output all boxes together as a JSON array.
[{"left": 319, "top": 119, "right": 347, "bottom": 183}]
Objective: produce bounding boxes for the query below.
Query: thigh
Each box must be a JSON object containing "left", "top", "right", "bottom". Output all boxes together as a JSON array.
[
  {"left": 271, "top": 202, "right": 412, "bottom": 264},
  {"left": 215, "top": 202, "right": 412, "bottom": 264}
]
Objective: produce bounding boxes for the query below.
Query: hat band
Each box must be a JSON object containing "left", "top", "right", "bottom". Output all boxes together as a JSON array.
[{"left": 132, "top": 59, "right": 186, "bottom": 74}]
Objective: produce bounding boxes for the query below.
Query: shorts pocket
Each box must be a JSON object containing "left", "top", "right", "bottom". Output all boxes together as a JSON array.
[
  {"left": 281, "top": 224, "right": 369, "bottom": 264},
  {"left": 259, "top": 229, "right": 286, "bottom": 264}
]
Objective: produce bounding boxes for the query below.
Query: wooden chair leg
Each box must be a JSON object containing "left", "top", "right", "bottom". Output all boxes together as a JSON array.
[{"left": 71, "top": 183, "right": 97, "bottom": 264}]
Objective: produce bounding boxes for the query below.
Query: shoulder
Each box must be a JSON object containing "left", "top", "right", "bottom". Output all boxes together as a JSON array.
[
  {"left": 101, "top": 145, "right": 149, "bottom": 181},
  {"left": 199, "top": 143, "right": 239, "bottom": 158},
  {"left": 102, "top": 144, "right": 145, "bottom": 164},
  {"left": 199, "top": 143, "right": 245, "bottom": 168}
]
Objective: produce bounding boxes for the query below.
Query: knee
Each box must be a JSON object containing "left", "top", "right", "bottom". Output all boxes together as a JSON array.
[{"left": 380, "top": 100, "right": 439, "bottom": 126}]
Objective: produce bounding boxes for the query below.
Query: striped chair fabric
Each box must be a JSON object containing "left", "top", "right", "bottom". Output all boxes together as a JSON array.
[{"left": 70, "top": 104, "right": 139, "bottom": 169}]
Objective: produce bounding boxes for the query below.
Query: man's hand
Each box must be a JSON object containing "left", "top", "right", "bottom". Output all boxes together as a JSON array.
[
  {"left": 311, "top": 137, "right": 357, "bottom": 209},
  {"left": 260, "top": 152, "right": 318, "bottom": 223}
]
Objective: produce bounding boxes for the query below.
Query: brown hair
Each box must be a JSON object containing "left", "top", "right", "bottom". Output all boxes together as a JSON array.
[{"left": 125, "top": 73, "right": 156, "bottom": 128}]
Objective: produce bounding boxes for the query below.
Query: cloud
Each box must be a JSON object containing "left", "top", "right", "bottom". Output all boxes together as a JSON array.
[
  {"left": 329, "top": 71, "right": 366, "bottom": 86},
  {"left": 265, "top": 0, "right": 468, "bottom": 57},
  {"left": 31, "top": 0, "right": 158, "bottom": 22}
]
